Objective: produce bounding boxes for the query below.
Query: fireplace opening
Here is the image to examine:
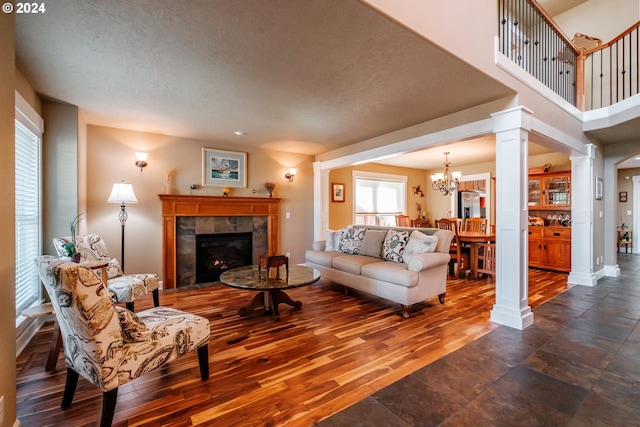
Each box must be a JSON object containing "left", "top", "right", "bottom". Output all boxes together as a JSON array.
[{"left": 196, "top": 232, "right": 253, "bottom": 283}]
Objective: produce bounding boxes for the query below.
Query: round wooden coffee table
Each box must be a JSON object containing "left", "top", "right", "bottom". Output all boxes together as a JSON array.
[{"left": 220, "top": 264, "right": 320, "bottom": 321}]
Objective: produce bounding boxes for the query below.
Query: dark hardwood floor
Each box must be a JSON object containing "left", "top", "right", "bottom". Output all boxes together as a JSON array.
[{"left": 16, "top": 269, "right": 569, "bottom": 426}]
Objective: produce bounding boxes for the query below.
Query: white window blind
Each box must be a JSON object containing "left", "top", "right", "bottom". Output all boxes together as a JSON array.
[
  {"left": 353, "top": 172, "right": 406, "bottom": 226},
  {"left": 15, "top": 114, "right": 42, "bottom": 316}
]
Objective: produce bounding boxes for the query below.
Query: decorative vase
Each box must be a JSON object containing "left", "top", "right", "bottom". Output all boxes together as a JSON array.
[
  {"left": 264, "top": 182, "right": 276, "bottom": 198},
  {"left": 165, "top": 169, "right": 177, "bottom": 194}
]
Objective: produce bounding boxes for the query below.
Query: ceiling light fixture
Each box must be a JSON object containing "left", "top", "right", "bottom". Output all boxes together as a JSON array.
[
  {"left": 233, "top": 131, "right": 246, "bottom": 136},
  {"left": 430, "top": 152, "right": 462, "bottom": 196}
]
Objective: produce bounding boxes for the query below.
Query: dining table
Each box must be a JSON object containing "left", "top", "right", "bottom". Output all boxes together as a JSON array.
[{"left": 457, "top": 230, "right": 496, "bottom": 279}]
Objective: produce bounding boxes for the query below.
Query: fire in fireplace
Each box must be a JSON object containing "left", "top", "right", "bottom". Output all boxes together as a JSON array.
[{"left": 196, "top": 232, "right": 253, "bottom": 283}]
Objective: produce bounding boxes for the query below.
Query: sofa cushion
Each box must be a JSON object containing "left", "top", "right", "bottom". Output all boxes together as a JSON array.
[
  {"left": 332, "top": 254, "right": 381, "bottom": 275},
  {"left": 360, "top": 261, "right": 418, "bottom": 287},
  {"left": 338, "top": 227, "right": 366, "bottom": 254},
  {"left": 382, "top": 229, "right": 409, "bottom": 263},
  {"left": 403, "top": 231, "right": 438, "bottom": 264},
  {"left": 359, "top": 229, "right": 387, "bottom": 258},
  {"left": 305, "top": 250, "right": 343, "bottom": 268}
]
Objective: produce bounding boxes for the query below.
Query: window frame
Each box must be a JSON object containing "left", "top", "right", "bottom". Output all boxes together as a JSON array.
[
  {"left": 352, "top": 170, "right": 407, "bottom": 226},
  {"left": 15, "top": 92, "right": 44, "bottom": 327}
]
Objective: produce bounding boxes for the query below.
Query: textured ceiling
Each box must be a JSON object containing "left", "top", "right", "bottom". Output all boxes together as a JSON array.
[
  {"left": 15, "top": 0, "right": 513, "bottom": 157},
  {"left": 15, "top": 0, "right": 637, "bottom": 170}
]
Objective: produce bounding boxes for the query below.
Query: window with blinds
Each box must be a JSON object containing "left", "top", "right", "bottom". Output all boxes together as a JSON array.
[
  {"left": 353, "top": 172, "right": 406, "bottom": 226},
  {"left": 15, "top": 107, "right": 42, "bottom": 317}
]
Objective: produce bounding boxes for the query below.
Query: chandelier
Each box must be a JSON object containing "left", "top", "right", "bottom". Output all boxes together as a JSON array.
[{"left": 430, "top": 152, "right": 462, "bottom": 196}]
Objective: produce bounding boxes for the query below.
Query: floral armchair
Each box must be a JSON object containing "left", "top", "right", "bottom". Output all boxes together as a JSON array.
[
  {"left": 35, "top": 255, "right": 210, "bottom": 427},
  {"left": 53, "top": 233, "right": 160, "bottom": 311}
]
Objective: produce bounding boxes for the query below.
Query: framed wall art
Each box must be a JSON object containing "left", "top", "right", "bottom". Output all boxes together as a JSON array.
[
  {"left": 202, "top": 148, "right": 247, "bottom": 188},
  {"left": 332, "top": 182, "right": 345, "bottom": 202}
]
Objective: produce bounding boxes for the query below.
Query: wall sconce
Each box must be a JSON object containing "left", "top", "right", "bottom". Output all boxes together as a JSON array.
[
  {"left": 285, "top": 168, "right": 297, "bottom": 183},
  {"left": 134, "top": 152, "right": 149, "bottom": 172}
]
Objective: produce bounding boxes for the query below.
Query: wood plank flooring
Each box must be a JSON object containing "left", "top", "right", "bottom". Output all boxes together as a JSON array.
[{"left": 16, "top": 269, "right": 570, "bottom": 427}]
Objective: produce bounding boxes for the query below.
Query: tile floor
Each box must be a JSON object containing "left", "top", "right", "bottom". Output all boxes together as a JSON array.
[{"left": 317, "top": 253, "right": 640, "bottom": 426}]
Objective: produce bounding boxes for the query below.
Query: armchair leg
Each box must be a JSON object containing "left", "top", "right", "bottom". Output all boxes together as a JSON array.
[
  {"left": 61, "top": 368, "right": 79, "bottom": 409},
  {"left": 126, "top": 302, "right": 134, "bottom": 312},
  {"left": 101, "top": 388, "right": 118, "bottom": 427},
  {"left": 197, "top": 344, "right": 210, "bottom": 380},
  {"left": 152, "top": 289, "right": 160, "bottom": 307}
]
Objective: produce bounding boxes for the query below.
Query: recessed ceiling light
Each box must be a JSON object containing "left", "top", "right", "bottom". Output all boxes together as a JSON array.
[{"left": 234, "top": 131, "right": 246, "bottom": 136}]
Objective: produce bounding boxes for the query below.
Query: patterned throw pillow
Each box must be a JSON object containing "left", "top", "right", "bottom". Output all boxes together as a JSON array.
[
  {"left": 338, "top": 227, "right": 366, "bottom": 254},
  {"left": 382, "top": 229, "right": 409, "bottom": 262},
  {"left": 116, "top": 306, "right": 151, "bottom": 343},
  {"left": 403, "top": 230, "right": 439, "bottom": 264},
  {"left": 325, "top": 229, "right": 339, "bottom": 252}
]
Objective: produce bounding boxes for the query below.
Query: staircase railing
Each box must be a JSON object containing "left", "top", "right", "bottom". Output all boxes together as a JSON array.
[
  {"left": 582, "top": 21, "right": 640, "bottom": 110},
  {"left": 498, "top": 0, "right": 640, "bottom": 111},
  {"left": 498, "top": 0, "right": 579, "bottom": 106}
]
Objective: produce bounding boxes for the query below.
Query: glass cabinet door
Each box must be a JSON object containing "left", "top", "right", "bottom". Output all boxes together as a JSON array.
[
  {"left": 543, "top": 176, "right": 570, "bottom": 206},
  {"left": 528, "top": 178, "right": 541, "bottom": 207}
]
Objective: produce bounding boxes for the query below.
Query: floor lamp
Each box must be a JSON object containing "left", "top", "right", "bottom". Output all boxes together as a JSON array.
[{"left": 107, "top": 180, "right": 138, "bottom": 273}]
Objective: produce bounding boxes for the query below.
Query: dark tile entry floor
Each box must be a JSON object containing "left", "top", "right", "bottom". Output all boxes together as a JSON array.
[{"left": 317, "top": 254, "right": 640, "bottom": 426}]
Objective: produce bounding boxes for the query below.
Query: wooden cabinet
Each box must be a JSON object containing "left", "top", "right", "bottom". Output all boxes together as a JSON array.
[
  {"left": 528, "top": 172, "right": 571, "bottom": 210},
  {"left": 528, "top": 227, "right": 544, "bottom": 268},
  {"left": 528, "top": 226, "right": 571, "bottom": 272}
]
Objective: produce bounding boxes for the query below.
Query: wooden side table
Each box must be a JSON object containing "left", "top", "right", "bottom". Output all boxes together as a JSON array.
[
  {"left": 21, "top": 302, "right": 61, "bottom": 372},
  {"left": 618, "top": 230, "right": 632, "bottom": 253},
  {"left": 259, "top": 254, "right": 289, "bottom": 279}
]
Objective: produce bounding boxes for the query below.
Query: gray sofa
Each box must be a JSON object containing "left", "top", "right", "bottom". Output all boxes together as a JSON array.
[{"left": 304, "top": 225, "right": 453, "bottom": 318}]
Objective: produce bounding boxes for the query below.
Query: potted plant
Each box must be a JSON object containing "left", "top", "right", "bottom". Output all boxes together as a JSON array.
[{"left": 61, "top": 213, "right": 84, "bottom": 262}]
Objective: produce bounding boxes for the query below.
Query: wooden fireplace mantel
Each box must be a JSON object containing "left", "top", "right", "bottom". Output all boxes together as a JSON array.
[{"left": 159, "top": 194, "right": 281, "bottom": 289}]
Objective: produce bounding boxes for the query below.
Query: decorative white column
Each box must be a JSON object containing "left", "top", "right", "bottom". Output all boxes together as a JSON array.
[
  {"left": 490, "top": 107, "right": 534, "bottom": 330},
  {"left": 313, "top": 161, "right": 333, "bottom": 241},
  {"left": 569, "top": 148, "right": 599, "bottom": 285}
]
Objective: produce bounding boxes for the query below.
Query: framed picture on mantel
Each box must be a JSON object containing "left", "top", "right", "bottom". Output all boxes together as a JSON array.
[{"left": 202, "top": 147, "right": 247, "bottom": 188}]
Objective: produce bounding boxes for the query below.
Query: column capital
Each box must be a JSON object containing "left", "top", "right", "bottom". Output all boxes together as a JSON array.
[{"left": 491, "top": 106, "right": 534, "bottom": 133}]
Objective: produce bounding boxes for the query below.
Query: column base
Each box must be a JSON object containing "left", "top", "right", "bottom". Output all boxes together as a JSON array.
[{"left": 490, "top": 304, "right": 534, "bottom": 330}]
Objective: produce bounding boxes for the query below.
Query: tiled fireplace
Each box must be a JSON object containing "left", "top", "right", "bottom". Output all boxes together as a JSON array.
[
  {"left": 177, "top": 216, "right": 267, "bottom": 286},
  {"left": 159, "top": 195, "right": 281, "bottom": 289}
]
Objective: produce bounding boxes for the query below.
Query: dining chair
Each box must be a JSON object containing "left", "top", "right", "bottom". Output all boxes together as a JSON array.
[
  {"left": 464, "top": 217, "right": 488, "bottom": 233},
  {"left": 474, "top": 242, "right": 496, "bottom": 278},
  {"left": 435, "top": 218, "right": 469, "bottom": 278},
  {"left": 395, "top": 215, "right": 412, "bottom": 227},
  {"left": 411, "top": 218, "right": 432, "bottom": 228},
  {"left": 34, "top": 255, "right": 210, "bottom": 427},
  {"left": 449, "top": 217, "right": 463, "bottom": 231},
  {"left": 53, "top": 233, "right": 160, "bottom": 312}
]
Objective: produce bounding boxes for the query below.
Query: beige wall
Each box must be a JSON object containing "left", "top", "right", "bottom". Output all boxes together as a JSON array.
[
  {"left": 84, "top": 125, "right": 315, "bottom": 276},
  {"left": 42, "top": 101, "right": 80, "bottom": 256},
  {"left": 328, "top": 163, "right": 428, "bottom": 229},
  {"left": 16, "top": 68, "right": 41, "bottom": 115},
  {"left": 1, "top": 10, "right": 17, "bottom": 427},
  {"left": 554, "top": 0, "right": 639, "bottom": 42}
]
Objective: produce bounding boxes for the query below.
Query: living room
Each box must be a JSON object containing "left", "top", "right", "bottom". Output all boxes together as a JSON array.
[{"left": 4, "top": 0, "right": 640, "bottom": 426}]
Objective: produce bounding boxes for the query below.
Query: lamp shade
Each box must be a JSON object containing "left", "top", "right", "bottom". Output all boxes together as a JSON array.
[{"left": 107, "top": 181, "right": 138, "bottom": 204}]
